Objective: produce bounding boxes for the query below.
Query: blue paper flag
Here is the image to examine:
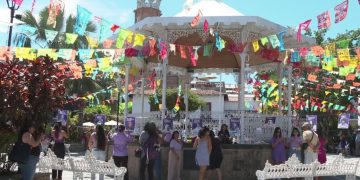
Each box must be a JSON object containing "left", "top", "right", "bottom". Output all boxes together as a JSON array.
[{"left": 74, "top": 5, "right": 92, "bottom": 36}]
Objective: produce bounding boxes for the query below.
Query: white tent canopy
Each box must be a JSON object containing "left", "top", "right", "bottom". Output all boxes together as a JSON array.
[
  {"left": 105, "top": 120, "right": 118, "bottom": 126},
  {"left": 175, "top": 0, "right": 244, "bottom": 17},
  {"left": 82, "top": 122, "right": 95, "bottom": 127}
]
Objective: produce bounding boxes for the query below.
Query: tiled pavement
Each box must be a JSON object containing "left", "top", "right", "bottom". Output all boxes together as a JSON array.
[{"left": 41, "top": 153, "right": 360, "bottom": 180}]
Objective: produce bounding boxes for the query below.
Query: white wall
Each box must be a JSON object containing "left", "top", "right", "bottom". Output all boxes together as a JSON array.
[
  {"left": 132, "top": 94, "right": 151, "bottom": 114},
  {"left": 225, "top": 102, "right": 238, "bottom": 111},
  {"left": 201, "top": 95, "right": 225, "bottom": 112}
]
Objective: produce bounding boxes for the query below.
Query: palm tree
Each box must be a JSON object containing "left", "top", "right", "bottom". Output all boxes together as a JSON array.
[{"left": 19, "top": 7, "right": 97, "bottom": 49}]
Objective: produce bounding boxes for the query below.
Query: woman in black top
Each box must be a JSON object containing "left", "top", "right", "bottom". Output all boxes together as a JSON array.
[
  {"left": 18, "top": 124, "right": 44, "bottom": 180},
  {"left": 218, "top": 124, "right": 231, "bottom": 144},
  {"left": 209, "top": 130, "right": 223, "bottom": 180}
]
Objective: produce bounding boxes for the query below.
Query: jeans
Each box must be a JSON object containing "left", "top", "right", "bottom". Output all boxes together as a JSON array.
[
  {"left": 91, "top": 149, "right": 106, "bottom": 180},
  {"left": 113, "top": 156, "right": 129, "bottom": 180},
  {"left": 140, "top": 156, "right": 155, "bottom": 180},
  {"left": 154, "top": 154, "right": 162, "bottom": 180},
  {"left": 19, "top": 155, "right": 39, "bottom": 180}
]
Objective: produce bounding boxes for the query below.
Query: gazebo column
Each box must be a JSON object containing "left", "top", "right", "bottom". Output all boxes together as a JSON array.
[
  {"left": 287, "top": 65, "right": 293, "bottom": 116},
  {"left": 237, "top": 72, "right": 241, "bottom": 111},
  {"left": 124, "top": 63, "right": 131, "bottom": 119},
  {"left": 278, "top": 62, "right": 284, "bottom": 114},
  {"left": 239, "top": 53, "right": 247, "bottom": 144},
  {"left": 161, "top": 58, "right": 168, "bottom": 121},
  {"left": 140, "top": 62, "right": 147, "bottom": 117}
]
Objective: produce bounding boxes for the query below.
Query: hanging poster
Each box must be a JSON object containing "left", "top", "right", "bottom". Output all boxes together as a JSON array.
[
  {"left": 94, "top": 114, "right": 106, "bottom": 125},
  {"left": 56, "top": 110, "right": 67, "bottom": 126},
  {"left": 125, "top": 116, "right": 135, "bottom": 131},
  {"left": 264, "top": 117, "right": 276, "bottom": 127},
  {"left": 230, "top": 118, "right": 240, "bottom": 132},
  {"left": 163, "top": 118, "right": 174, "bottom": 132},
  {"left": 192, "top": 118, "right": 202, "bottom": 130},
  {"left": 338, "top": 113, "right": 350, "bottom": 129},
  {"left": 334, "top": 0, "right": 349, "bottom": 23},
  {"left": 306, "top": 115, "right": 318, "bottom": 131}
]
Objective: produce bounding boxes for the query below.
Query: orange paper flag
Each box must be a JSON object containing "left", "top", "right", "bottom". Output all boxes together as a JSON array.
[
  {"left": 346, "top": 74, "right": 355, "bottom": 81},
  {"left": 311, "top": 46, "right": 324, "bottom": 56},
  {"left": 353, "top": 82, "right": 360, "bottom": 87},
  {"left": 307, "top": 74, "right": 317, "bottom": 82},
  {"left": 333, "top": 84, "right": 342, "bottom": 89},
  {"left": 190, "top": 10, "right": 203, "bottom": 27}
]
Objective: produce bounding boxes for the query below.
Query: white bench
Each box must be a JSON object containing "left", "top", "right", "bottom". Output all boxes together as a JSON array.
[
  {"left": 38, "top": 149, "right": 127, "bottom": 180},
  {"left": 256, "top": 154, "right": 359, "bottom": 180}
]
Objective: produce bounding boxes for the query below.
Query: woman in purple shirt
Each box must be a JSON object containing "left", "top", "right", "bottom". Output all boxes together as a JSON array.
[
  {"left": 112, "top": 125, "right": 132, "bottom": 180},
  {"left": 287, "top": 128, "right": 302, "bottom": 161},
  {"left": 271, "top": 127, "right": 286, "bottom": 164}
]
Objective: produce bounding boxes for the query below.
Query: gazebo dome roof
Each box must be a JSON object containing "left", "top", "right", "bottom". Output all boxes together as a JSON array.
[{"left": 175, "top": 0, "right": 244, "bottom": 17}]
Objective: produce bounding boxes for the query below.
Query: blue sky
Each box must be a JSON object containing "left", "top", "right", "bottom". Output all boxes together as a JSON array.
[{"left": 1, "top": 0, "right": 359, "bottom": 83}]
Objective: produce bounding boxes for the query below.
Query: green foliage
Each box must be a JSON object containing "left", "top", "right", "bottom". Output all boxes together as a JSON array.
[
  {"left": 148, "top": 88, "right": 204, "bottom": 112},
  {"left": 84, "top": 105, "right": 111, "bottom": 115}
]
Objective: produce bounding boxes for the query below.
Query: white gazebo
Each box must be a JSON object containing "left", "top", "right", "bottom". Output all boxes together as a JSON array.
[{"left": 123, "top": 0, "right": 315, "bottom": 143}]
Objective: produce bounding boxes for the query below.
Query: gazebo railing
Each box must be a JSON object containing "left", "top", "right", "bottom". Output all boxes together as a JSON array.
[{"left": 127, "top": 111, "right": 292, "bottom": 144}]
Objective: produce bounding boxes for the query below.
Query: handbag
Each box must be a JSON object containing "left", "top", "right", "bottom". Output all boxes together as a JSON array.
[
  {"left": 9, "top": 141, "right": 31, "bottom": 164},
  {"left": 134, "top": 147, "right": 142, "bottom": 158}
]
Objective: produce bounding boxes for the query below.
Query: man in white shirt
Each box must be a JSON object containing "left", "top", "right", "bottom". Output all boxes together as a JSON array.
[{"left": 302, "top": 122, "right": 319, "bottom": 164}]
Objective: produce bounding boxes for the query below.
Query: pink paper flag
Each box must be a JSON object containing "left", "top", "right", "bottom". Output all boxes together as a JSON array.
[
  {"left": 188, "top": 47, "right": 197, "bottom": 66},
  {"left": 203, "top": 19, "right": 209, "bottom": 34},
  {"left": 297, "top": 19, "right": 312, "bottom": 42},
  {"left": 317, "top": 11, "right": 331, "bottom": 29},
  {"left": 335, "top": 0, "right": 349, "bottom": 23},
  {"left": 190, "top": 10, "right": 202, "bottom": 27},
  {"left": 12, "top": 0, "right": 23, "bottom": 5},
  {"left": 160, "top": 41, "right": 167, "bottom": 60}
]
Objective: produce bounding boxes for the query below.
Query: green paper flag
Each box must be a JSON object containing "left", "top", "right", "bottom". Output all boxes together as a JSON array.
[
  {"left": 204, "top": 44, "right": 213, "bottom": 57},
  {"left": 268, "top": 35, "right": 280, "bottom": 48},
  {"left": 116, "top": 29, "right": 131, "bottom": 48},
  {"left": 65, "top": 33, "right": 78, "bottom": 44},
  {"left": 336, "top": 39, "right": 350, "bottom": 49},
  {"left": 261, "top": 37, "right": 269, "bottom": 45}
]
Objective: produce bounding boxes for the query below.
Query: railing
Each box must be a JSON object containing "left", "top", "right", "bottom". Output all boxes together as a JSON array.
[
  {"left": 127, "top": 111, "right": 292, "bottom": 144},
  {"left": 256, "top": 154, "right": 359, "bottom": 180},
  {"left": 38, "top": 149, "right": 127, "bottom": 180}
]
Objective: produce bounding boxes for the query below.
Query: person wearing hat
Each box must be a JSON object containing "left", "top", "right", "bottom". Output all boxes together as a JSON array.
[{"left": 301, "top": 122, "right": 319, "bottom": 164}]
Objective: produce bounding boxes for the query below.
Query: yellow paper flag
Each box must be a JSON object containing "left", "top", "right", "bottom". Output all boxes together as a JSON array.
[
  {"left": 325, "top": 43, "right": 336, "bottom": 55},
  {"left": 15, "top": 47, "right": 37, "bottom": 60},
  {"left": 86, "top": 36, "right": 99, "bottom": 49},
  {"left": 337, "top": 49, "right": 350, "bottom": 61},
  {"left": 133, "top": 34, "right": 146, "bottom": 47},
  {"left": 252, "top": 40, "right": 260, "bottom": 52}
]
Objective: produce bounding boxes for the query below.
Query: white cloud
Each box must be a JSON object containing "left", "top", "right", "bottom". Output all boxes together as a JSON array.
[{"left": 118, "top": 9, "right": 132, "bottom": 24}]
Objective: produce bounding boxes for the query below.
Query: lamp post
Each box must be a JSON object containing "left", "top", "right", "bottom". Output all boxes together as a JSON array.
[
  {"left": 6, "top": 0, "right": 21, "bottom": 48},
  {"left": 116, "top": 75, "right": 122, "bottom": 128}
]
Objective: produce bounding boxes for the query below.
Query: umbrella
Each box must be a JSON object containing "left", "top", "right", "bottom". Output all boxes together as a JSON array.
[
  {"left": 82, "top": 122, "right": 95, "bottom": 127},
  {"left": 105, "top": 120, "right": 118, "bottom": 126}
]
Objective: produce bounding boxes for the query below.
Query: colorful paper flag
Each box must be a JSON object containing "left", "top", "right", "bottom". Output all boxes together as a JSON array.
[
  {"left": 203, "top": 19, "right": 209, "bottom": 34},
  {"left": 74, "top": 5, "right": 92, "bottom": 36},
  {"left": 268, "top": 35, "right": 280, "bottom": 49},
  {"left": 188, "top": 46, "right": 197, "bottom": 66},
  {"left": 116, "top": 29, "right": 131, "bottom": 48},
  {"left": 204, "top": 44, "right": 213, "bottom": 57},
  {"left": 336, "top": 39, "right": 350, "bottom": 49},
  {"left": 37, "top": 48, "right": 57, "bottom": 59},
  {"left": 159, "top": 41, "right": 167, "bottom": 60},
  {"left": 252, "top": 40, "right": 260, "bottom": 52},
  {"left": 317, "top": 11, "right": 331, "bottom": 29},
  {"left": 335, "top": 0, "right": 349, "bottom": 23},
  {"left": 356, "top": 48, "right": 360, "bottom": 59},
  {"left": 311, "top": 46, "right": 324, "bottom": 56},
  {"left": 149, "top": 38, "right": 157, "bottom": 56},
  {"left": 12, "top": 0, "right": 23, "bottom": 6},
  {"left": 215, "top": 32, "right": 226, "bottom": 51},
  {"left": 278, "top": 31, "right": 286, "bottom": 51},
  {"left": 98, "top": 18, "right": 111, "bottom": 43},
  {"left": 337, "top": 49, "right": 350, "bottom": 61},
  {"left": 346, "top": 74, "right": 355, "bottom": 81},
  {"left": 86, "top": 36, "right": 99, "bottom": 48},
  {"left": 291, "top": 51, "right": 300, "bottom": 62},
  {"left": 297, "top": 19, "right": 312, "bottom": 42},
  {"left": 19, "top": 25, "right": 36, "bottom": 36},
  {"left": 169, "top": 44, "right": 176, "bottom": 55},
  {"left": 44, "top": 29, "right": 58, "bottom": 42},
  {"left": 180, "top": 45, "right": 187, "bottom": 59},
  {"left": 299, "top": 47, "right": 308, "bottom": 57},
  {"left": 307, "top": 74, "right": 317, "bottom": 82},
  {"left": 103, "top": 39, "right": 114, "bottom": 49},
  {"left": 260, "top": 37, "right": 268, "bottom": 45},
  {"left": 65, "top": 33, "right": 78, "bottom": 44},
  {"left": 58, "top": 49, "right": 76, "bottom": 61},
  {"left": 110, "top": 24, "right": 120, "bottom": 33},
  {"left": 190, "top": 10, "right": 202, "bottom": 27},
  {"left": 15, "top": 47, "right": 36, "bottom": 60},
  {"left": 46, "top": 0, "right": 64, "bottom": 28},
  {"left": 133, "top": 34, "right": 146, "bottom": 47}
]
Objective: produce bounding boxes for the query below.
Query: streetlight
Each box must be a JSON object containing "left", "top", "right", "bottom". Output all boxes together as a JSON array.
[
  {"left": 116, "top": 74, "right": 122, "bottom": 128},
  {"left": 6, "top": 0, "right": 22, "bottom": 47}
]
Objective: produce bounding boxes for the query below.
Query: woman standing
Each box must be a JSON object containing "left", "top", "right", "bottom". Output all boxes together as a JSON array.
[
  {"left": 167, "top": 131, "right": 183, "bottom": 180},
  {"left": 209, "top": 131, "right": 223, "bottom": 180},
  {"left": 51, "top": 124, "right": 68, "bottom": 180},
  {"left": 318, "top": 130, "right": 328, "bottom": 164},
  {"left": 112, "top": 125, "right": 132, "bottom": 180},
  {"left": 194, "top": 127, "right": 212, "bottom": 180},
  {"left": 139, "top": 122, "right": 160, "bottom": 180},
  {"left": 217, "top": 124, "right": 231, "bottom": 144},
  {"left": 287, "top": 128, "right": 302, "bottom": 161},
  {"left": 89, "top": 125, "right": 107, "bottom": 180},
  {"left": 18, "top": 124, "right": 43, "bottom": 180},
  {"left": 271, "top": 127, "right": 286, "bottom": 164}
]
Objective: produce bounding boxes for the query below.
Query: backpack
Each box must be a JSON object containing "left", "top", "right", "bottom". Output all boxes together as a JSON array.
[{"left": 143, "top": 136, "right": 160, "bottom": 160}]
